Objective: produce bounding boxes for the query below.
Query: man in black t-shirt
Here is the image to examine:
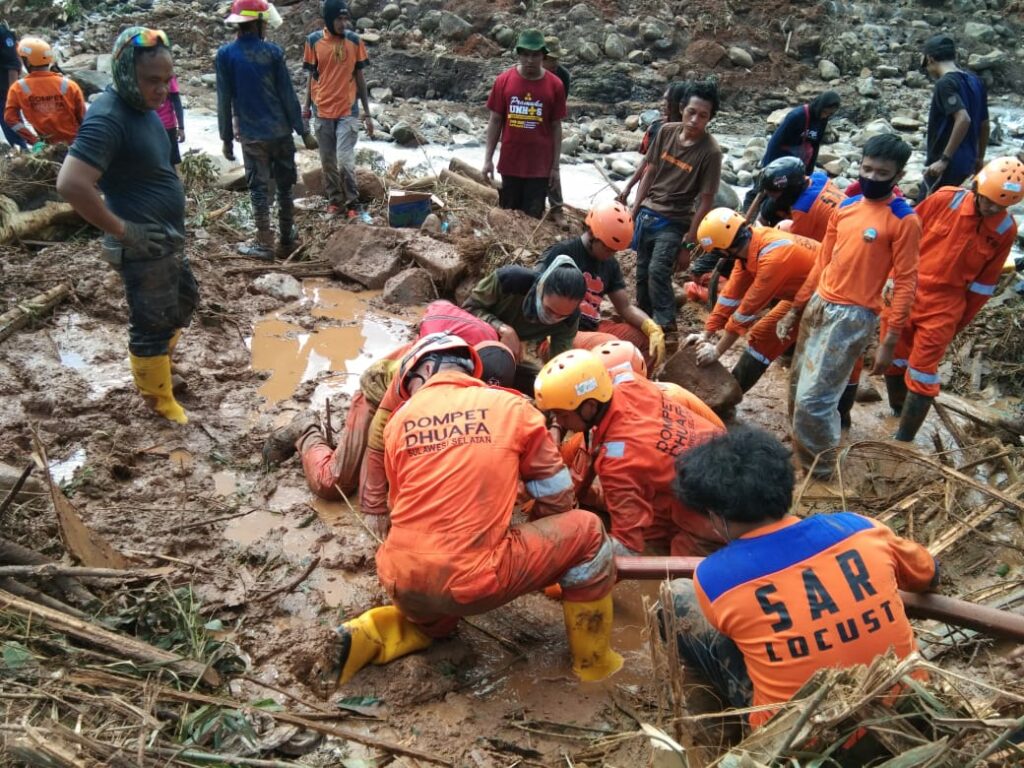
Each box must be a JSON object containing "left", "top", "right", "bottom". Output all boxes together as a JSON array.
[
  {"left": 542, "top": 36, "right": 570, "bottom": 217},
  {"left": 0, "top": 21, "right": 28, "bottom": 149},
  {"left": 538, "top": 201, "right": 666, "bottom": 369},
  {"left": 920, "top": 34, "right": 988, "bottom": 199}
]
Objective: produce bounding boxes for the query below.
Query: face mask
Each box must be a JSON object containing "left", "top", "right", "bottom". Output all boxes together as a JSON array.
[
  {"left": 858, "top": 175, "right": 897, "bottom": 200},
  {"left": 534, "top": 292, "right": 560, "bottom": 325}
]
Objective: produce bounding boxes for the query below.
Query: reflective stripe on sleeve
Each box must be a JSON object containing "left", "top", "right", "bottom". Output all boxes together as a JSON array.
[
  {"left": 968, "top": 281, "right": 996, "bottom": 296},
  {"left": 908, "top": 367, "right": 940, "bottom": 385},
  {"left": 525, "top": 467, "right": 572, "bottom": 499},
  {"left": 716, "top": 296, "right": 741, "bottom": 307}
]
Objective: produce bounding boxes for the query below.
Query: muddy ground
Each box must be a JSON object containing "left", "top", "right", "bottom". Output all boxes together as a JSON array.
[{"left": 2, "top": 172, "right": 1023, "bottom": 765}]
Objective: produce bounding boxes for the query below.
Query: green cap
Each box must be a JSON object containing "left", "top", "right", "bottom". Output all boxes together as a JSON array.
[{"left": 515, "top": 28, "right": 546, "bottom": 52}]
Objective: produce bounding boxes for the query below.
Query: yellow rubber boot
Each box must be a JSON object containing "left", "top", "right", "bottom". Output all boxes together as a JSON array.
[
  {"left": 562, "top": 594, "right": 624, "bottom": 682},
  {"left": 337, "top": 605, "right": 432, "bottom": 684},
  {"left": 129, "top": 353, "right": 188, "bottom": 424}
]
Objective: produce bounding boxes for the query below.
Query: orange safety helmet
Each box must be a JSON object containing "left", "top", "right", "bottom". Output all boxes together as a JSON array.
[
  {"left": 225, "top": 0, "right": 271, "bottom": 23},
  {"left": 534, "top": 349, "right": 613, "bottom": 412},
  {"left": 976, "top": 156, "right": 1024, "bottom": 207},
  {"left": 585, "top": 200, "right": 635, "bottom": 251},
  {"left": 397, "top": 332, "right": 482, "bottom": 399},
  {"left": 474, "top": 340, "right": 516, "bottom": 388},
  {"left": 17, "top": 37, "right": 54, "bottom": 67},
  {"left": 697, "top": 207, "right": 748, "bottom": 252},
  {"left": 592, "top": 339, "right": 647, "bottom": 378}
]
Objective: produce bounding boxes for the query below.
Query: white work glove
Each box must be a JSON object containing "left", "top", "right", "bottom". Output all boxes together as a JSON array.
[
  {"left": 695, "top": 341, "right": 720, "bottom": 366},
  {"left": 683, "top": 331, "right": 710, "bottom": 347},
  {"left": 776, "top": 310, "right": 798, "bottom": 342}
]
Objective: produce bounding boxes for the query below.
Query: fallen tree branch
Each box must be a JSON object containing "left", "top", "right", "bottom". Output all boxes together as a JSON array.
[
  {"left": 0, "top": 283, "right": 72, "bottom": 344},
  {"left": 0, "top": 463, "right": 33, "bottom": 518},
  {"left": 438, "top": 168, "right": 499, "bottom": 205},
  {"left": 0, "top": 577, "right": 90, "bottom": 619},
  {"left": 0, "top": 536, "right": 97, "bottom": 605},
  {"left": 0, "top": 565, "right": 171, "bottom": 580},
  {"left": 250, "top": 556, "right": 319, "bottom": 604},
  {"left": 936, "top": 392, "right": 1024, "bottom": 437}
]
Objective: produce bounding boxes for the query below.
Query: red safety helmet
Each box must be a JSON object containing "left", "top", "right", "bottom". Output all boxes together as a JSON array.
[
  {"left": 225, "top": 0, "right": 271, "bottom": 24},
  {"left": 585, "top": 200, "right": 635, "bottom": 251},
  {"left": 593, "top": 339, "right": 647, "bottom": 378},
  {"left": 397, "top": 332, "right": 482, "bottom": 399}
]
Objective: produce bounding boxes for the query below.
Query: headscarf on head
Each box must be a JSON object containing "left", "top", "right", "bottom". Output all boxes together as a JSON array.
[
  {"left": 523, "top": 254, "right": 582, "bottom": 326},
  {"left": 323, "top": 0, "right": 349, "bottom": 36},
  {"left": 809, "top": 90, "right": 840, "bottom": 121},
  {"left": 111, "top": 26, "right": 166, "bottom": 112}
]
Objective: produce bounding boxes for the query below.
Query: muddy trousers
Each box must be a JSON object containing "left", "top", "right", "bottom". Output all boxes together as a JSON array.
[
  {"left": 791, "top": 295, "right": 877, "bottom": 473},
  {"left": 880, "top": 294, "right": 964, "bottom": 399},
  {"left": 300, "top": 391, "right": 376, "bottom": 499},
  {"left": 120, "top": 244, "right": 199, "bottom": 356},
  {"left": 316, "top": 116, "right": 359, "bottom": 208},
  {"left": 241, "top": 136, "right": 297, "bottom": 238},
  {"left": 378, "top": 510, "right": 614, "bottom": 637},
  {"left": 636, "top": 220, "right": 686, "bottom": 329}
]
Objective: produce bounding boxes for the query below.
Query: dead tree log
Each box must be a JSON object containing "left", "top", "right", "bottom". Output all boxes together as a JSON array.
[
  {"left": 936, "top": 392, "right": 1024, "bottom": 437},
  {"left": 0, "top": 283, "right": 72, "bottom": 344},
  {"left": 448, "top": 157, "right": 498, "bottom": 189},
  {"left": 0, "top": 200, "right": 82, "bottom": 245},
  {"left": 438, "top": 168, "right": 500, "bottom": 206}
]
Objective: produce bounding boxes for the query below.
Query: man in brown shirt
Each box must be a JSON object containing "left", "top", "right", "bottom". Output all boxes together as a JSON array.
[{"left": 629, "top": 80, "right": 722, "bottom": 343}]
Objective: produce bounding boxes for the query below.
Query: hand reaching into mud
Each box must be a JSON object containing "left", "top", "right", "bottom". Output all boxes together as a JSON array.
[
  {"left": 683, "top": 331, "right": 710, "bottom": 348},
  {"left": 776, "top": 309, "right": 798, "bottom": 342},
  {"left": 497, "top": 324, "right": 522, "bottom": 361}
]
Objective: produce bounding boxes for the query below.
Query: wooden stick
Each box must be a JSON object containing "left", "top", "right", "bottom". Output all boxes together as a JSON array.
[
  {"left": 0, "top": 536, "right": 97, "bottom": 605},
  {"left": 0, "top": 565, "right": 170, "bottom": 580},
  {"left": 250, "top": 556, "right": 320, "bottom": 604},
  {"left": 0, "top": 283, "right": 71, "bottom": 344},
  {"left": 591, "top": 161, "right": 622, "bottom": 196},
  {"left": 0, "top": 463, "right": 33, "bottom": 517},
  {"left": 936, "top": 392, "right": 1024, "bottom": 437},
  {"left": 0, "top": 578, "right": 91, "bottom": 620},
  {"left": 0, "top": 588, "right": 221, "bottom": 687}
]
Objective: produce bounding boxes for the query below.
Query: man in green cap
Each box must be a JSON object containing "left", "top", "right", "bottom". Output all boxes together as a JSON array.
[{"left": 482, "top": 28, "right": 566, "bottom": 219}]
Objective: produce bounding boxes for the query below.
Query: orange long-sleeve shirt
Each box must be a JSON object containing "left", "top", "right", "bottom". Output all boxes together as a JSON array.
[
  {"left": 794, "top": 195, "right": 921, "bottom": 331},
  {"left": 788, "top": 170, "right": 845, "bottom": 242},
  {"left": 592, "top": 376, "right": 723, "bottom": 553},
  {"left": 914, "top": 187, "right": 1017, "bottom": 331},
  {"left": 379, "top": 371, "right": 573, "bottom": 602},
  {"left": 706, "top": 227, "right": 818, "bottom": 336},
  {"left": 4, "top": 71, "right": 86, "bottom": 145},
  {"left": 694, "top": 513, "right": 936, "bottom": 727}
]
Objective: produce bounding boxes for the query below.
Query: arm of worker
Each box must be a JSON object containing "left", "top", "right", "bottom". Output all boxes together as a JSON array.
[
  {"left": 214, "top": 50, "right": 235, "bottom": 160},
  {"left": 4, "top": 90, "right": 37, "bottom": 143},
  {"left": 549, "top": 119, "right": 562, "bottom": 186},
  {"left": 518, "top": 400, "right": 575, "bottom": 517},
  {"left": 594, "top": 448, "right": 653, "bottom": 556},
  {"left": 273, "top": 52, "right": 306, "bottom": 140},
  {"left": 959, "top": 236, "right": 1014, "bottom": 332},
  {"left": 56, "top": 156, "right": 124, "bottom": 236},
  {"left": 976, "top": 119, "right": 990, "bottom": 172},
  {"left": 463, "top": 271, "right": 522, "bottom": 358},
  {"left": 630, "top": 125, "right": 665, "bottom": 219},
  {"left": 723, "top": 260, "right": 788, "bottom": 338},
  {"left": 867, "top": 517, "right": 939, "bottom": 591},
  {"left": 617, "top": 159, "right": 646, "bottom": 205},
  {"left": 301, "top": 38, "right": 317, "bottom": 121},
  {"left": 872, "top": 214, "right": 921, "bottom": 374},
  {"left": 354, "top": 66, "right": 374, "bottom": 139},
  {"left": 548, "top": 315, "right": 579, "bottom": 358},
  {"left": 169, "top": 91, "right": 184, "bottom": 139},
  {"left": 926, "top": 109, "right": 971, "bottom": 179},
  {"left": 481, "top": 111, "right": 503, "bottom": 182}
]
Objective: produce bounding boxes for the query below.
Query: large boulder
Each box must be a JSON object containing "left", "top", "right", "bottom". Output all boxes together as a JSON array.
[
  {"left": 66, "top": 69, "right": 112, "bottom": 97},
  {"left": 324, "top": 224, "right": 412, "bottom": 289},
  {"left": 382, "top": 267, "right": 437, "bottom": 305},
  {"left": 659, "top": 346, "right": 742, "bottom": 414},
  {"left": 685, "top": 40, "right": 726, "bottom": 69},
  {"left": 406, "top": 235, "right": 466, "bottom": 289}
]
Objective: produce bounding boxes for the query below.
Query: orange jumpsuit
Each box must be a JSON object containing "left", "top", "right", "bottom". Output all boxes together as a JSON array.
[
  {"left": 4, "top": 71, "right": 86, "bottom": 145},
  {"left": 591, "top": 375, "right": 726, "bottom": 556},
  {"left": 788, "top": 170, "right": 845, "bottom": 242},
  {"left": 881, "top": 188, "right": 1017, "bottom": 397},
  {"left": 379, "top": 371, "right": 612, "bottom": 636},
  {"left": 705, "top": 227, "right": 818, "bottom": 365},
  {"left": 694, "top": 513, "right": 935, "bottom": 727}
]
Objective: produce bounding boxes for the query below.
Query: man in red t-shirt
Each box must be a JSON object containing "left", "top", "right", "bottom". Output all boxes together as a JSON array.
[{"left": 482, "top": 28, "right": 566, "bottom": 219}]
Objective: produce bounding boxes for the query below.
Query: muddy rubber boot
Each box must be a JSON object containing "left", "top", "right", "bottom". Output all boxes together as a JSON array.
[
  {"left": 238, "top": 229, "right": 276, "bottom": 261},
  {"left": 837, "top": 383, "right": 858, "bottom": 431},
  {"left": 562, "top": 594, "right": 624, "bottom": 683},
  {"left": 277, "top": 225, "right": 300, "bottom": 259},
  {"left": 894, "top": 392, "right": 933, "bottom": 442},
  {"left": 884, "top": 374, "right": 907, "bottom": 416},
  {"left": 261, "top": 410, "right": 320, "bottom": 468},
  {"left": 166, "top": 330, "right": 188, "bottom": 392},
  {"left": 730, "top": 350, "right": 769, "bottom": 393},
  {"left": 332, "top": 605, "right": 432, "bottom": 685},
  {"left": 129, "top": 353, "right": 188, "bottom": 424}
]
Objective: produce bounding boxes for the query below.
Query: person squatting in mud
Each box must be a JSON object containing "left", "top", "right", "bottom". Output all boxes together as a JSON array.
[
  {"left": 57, "top": 27, "right": 197, "bottom": 424},
  {"left": 324, "top": 333, "right": 625, "bottom": 687}
]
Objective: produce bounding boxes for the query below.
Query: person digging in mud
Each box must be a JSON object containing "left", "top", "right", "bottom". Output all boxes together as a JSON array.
[
  {"left": 534, "top": 349, "right": 725, "bottom": 558},
  {"left": 4, "top": 36, "right": 86, "bottom": 148},
  {"left": 323, "top": 333, "right": 623, "bottom": 688},
  {"left": 481, "top": 28, "right": 566, "bottom": 219},
  {"left": 264, "top": 335, "right": 516, "bottom": 540},
  {"left": 880, "top": 156, "right": 1021, "bottom": 442},
  {"left": 303, "top": 0, "right": 373, "bottom": 219},
  {"left": 216, "top": 0, "right": 316, "bottom": 260},
  {"left": 629, "top": 79, "right": 723, "bottom": 350},
  {"left": 660, "top": 427, "right": 937, "bottom": 732},
  {"left": 463, "top": 255, "right": 586, "bottom": 394},
  {"left": 537, "top": 200, "right": 667, "bottom": 371},
  {"left": 57, "top": 27, "right": 197, "bottom": 425},
  {"left": 777, "top": 134, "right": 921, "bottom": 478}
]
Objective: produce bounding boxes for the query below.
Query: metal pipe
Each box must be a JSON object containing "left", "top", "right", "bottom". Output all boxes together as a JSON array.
[{"left": 614, "top": 556, "right": 1024, "bottom": 642}]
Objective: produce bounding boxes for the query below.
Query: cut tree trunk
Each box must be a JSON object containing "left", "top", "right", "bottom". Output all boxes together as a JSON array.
[
  {"left": 0, "top": 283, "right": 72, "bottom": 344},
  {"left": 0, "top": 200, "right": 82, "bottom": 245},
  {"left": 438, "top": 168, "right": 500, "bottom": 206},
  {"left": 448, "top": 157, "right": 498, "bottom": 189},
  {"left": 936, "top": 392, "right": 1024, "bottom": 437}
]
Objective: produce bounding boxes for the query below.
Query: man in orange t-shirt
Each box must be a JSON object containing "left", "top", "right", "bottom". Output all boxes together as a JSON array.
[
  {"left": 303, "top": 0, "right": 373, "bottom": 217},
  {"left": 777, "top": 134, "right": 921, "bottom": 477},
  {"left": 5, "top": 36, "right": 85, "bottom": 145},
  {"left": 662, "top": 427, "right": 936, "bottom": 726}
]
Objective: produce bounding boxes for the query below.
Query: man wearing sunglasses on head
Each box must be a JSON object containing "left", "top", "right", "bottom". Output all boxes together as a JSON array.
[{"left": 58, "top": 27, "right": 197, "bottom": 425}]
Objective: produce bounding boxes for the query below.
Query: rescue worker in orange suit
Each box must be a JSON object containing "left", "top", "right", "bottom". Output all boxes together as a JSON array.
[
  {"left": 754, "top": 156, "right": 845, "bottom": 241},
  {"left": 4, "top": 37, "right": 85, "bottom": 146},
  {"left": 683, "top": 208, "right": 823, "bottom": 400},
  {"left": 538, "top": 201, "right": 667, "bottom": 370},
  {"left": 329, "top": 333, "right": 623, "bottom": 685},
  {"left": 662, "top": 427, "right": 937, "bottom": 726},
  {"left": 882, "top": 156, "right": 1022, "bottom": 442},
  {"left": 535, "top": 349, "right": 726, "bottom": 557}
]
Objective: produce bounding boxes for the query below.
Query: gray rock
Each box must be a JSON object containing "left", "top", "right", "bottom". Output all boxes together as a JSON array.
[
  {"left": 824, "top": 158, "right": 849, "bottom": 175},
  {"left": 253, "top": 273, "right": 303, "bottom": 302},
  {"left": 627, "top": 50, "right": 648, "bottom": 64},
  {"left": 968, "top": 50, "right": 1003, "bottom": 70},
  {"left": 66, "top": 69, "right": 112, "bottom": 96},
  {"left": 856, "top": 76, "right": 880, "bottom": 98},
  {"left": 714, "top": 180, "right": 741, "bottom": 209},
  {"left": 382, "top": 267, "right": 436, "bottom": 305},
  {"left": 963, "top": 21, "right": 996, "bottom": 42},
  {"left": 389, "top": 121, "right": 425, "bottom": 146},
  {"left": 561, "top": 134, "right": 582, "bottom": 155},
  {"left": 449, "top": 112, "right": 474, "bottom": 133},
  {"left": 737, "top": 171, "right": 754, "bottom": 187},
  {"left": 452, "top": 133, "right": 480, "bottom": 148},
  {"left": 651, "top": 37, "right": 675, "bottom": 52},
  {"left": 567, "top": 3, "right": 597, "bottom": 22},
  {"left": 418, "top": 9, "right": 441, "bottom": 33},
  {"left": 891, "top": 115, "right": 922, "bottom": 131},
  {"left": 875, "top": 64, "right": 900, "bottom": 78},
  {"left": 720, "top": 167, "right": 738, "bottom": 184},
  {"left": 610, "top": 159, "right": 636, "bottom": 176},
  {"left": 904, "top": 71, "right": 930, "bottom": 89},
  {"left": 624, "top": 114, "right": 641, "bottom": 131},
  {"left": 640, "top": 21, "right": 665, "bottom": 41},
  {"left": 380, "top": 3, "right": 400, "bottom": 21},
  {"left": 201, "top": 73, "right": 217, "bottom": 88},
  {"left": 438, "top": 11, "right": 472, "bottom": 40},
  {"left": 407, "top": 236, "right": 465, "bottom": 289},
  {"left": 361, "top": 32, "right": 381, "bottom": 45},
  {"left": 95, "top": 53, "right": 112, "bottom": 73},
  {"left": 355, "top": 16, "right": 374, "bottom": 30},
  {"left": 818, "top": 59, "right": 840, "bottom": 79},
  {"left": 604, "top": 33, "right": 628, "bottom": 60},
  {"left": 577, "top": 41, "right": 601, "bottom": 63},
  {"left": 370, "top": 87, "right": 394, "bottom": 103},
  {"left": 492, "top": 24, "right": 516, "bottom": 48},
  {"left": 727, "top": 46, "right": 754, "bottom": 68}
]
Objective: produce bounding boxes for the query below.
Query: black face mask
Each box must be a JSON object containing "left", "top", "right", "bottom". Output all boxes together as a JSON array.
[{"left": 858, "top": 175, "right": 897, "bottom": 200}]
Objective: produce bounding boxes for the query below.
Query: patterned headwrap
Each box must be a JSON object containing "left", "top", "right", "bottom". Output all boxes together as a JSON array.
[{"left": 111, "top": 26, "right": 167, "bottom": 112}]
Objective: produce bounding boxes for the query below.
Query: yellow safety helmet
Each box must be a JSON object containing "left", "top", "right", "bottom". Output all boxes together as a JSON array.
[
  {"left": 976, "top": 156, "right": 1024, "bottom": 207},
  {"left": 696, "top": 207, "right": 748, "bottom": 252},
  {"left": 534, "top": 349, "right": 613, "bottom": 411},
  {"left": 18, "top": 37, "right": 54, "bottom": 67}
]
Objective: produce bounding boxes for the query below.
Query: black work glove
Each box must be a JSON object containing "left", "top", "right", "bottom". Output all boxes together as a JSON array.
[{"left": 118, "top": 220, "right": 166, "bottom": 258}]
